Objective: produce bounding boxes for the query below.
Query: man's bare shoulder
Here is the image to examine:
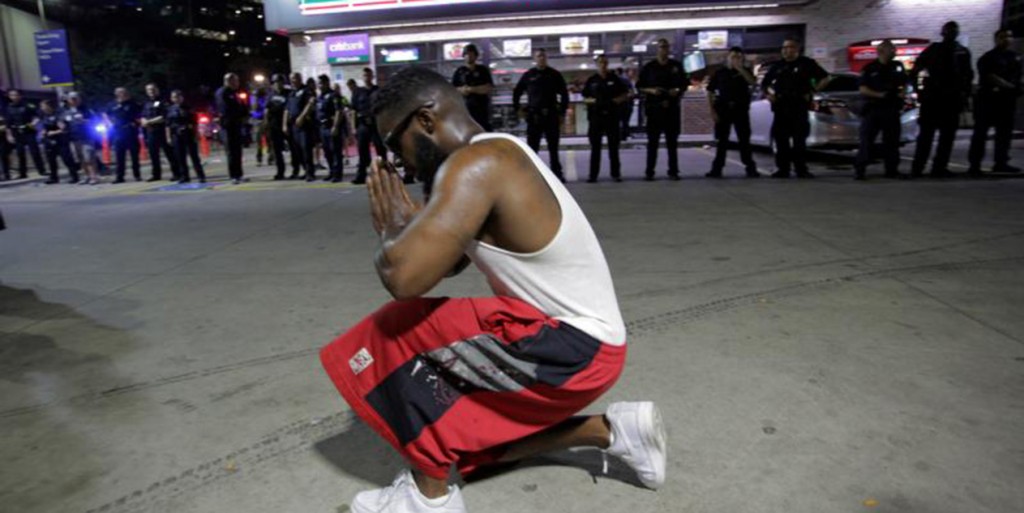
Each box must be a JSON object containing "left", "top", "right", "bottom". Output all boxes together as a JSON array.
[{"left": 435, "top": 137, "right": 532, "bottom": 189}]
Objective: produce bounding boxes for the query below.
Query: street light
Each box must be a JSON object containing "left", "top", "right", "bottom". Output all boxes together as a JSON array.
[
  {"left": 229, "top": 30, "right": 236, "bottom": 36},
  {"left": 254, "top": 74, "right": 266, "bottom": 84}
]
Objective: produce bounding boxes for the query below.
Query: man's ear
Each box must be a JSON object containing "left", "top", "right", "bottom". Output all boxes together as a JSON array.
[{"left": 416, "top": 108, "right": 437, "bottom": 135}]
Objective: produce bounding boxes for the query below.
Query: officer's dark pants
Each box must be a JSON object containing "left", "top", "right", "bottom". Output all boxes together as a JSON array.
[
  {"left": 286, "top": 125, "right": 304, "bottom": 177},
  {"left": 172, "top": 131, "right": 205, "bottom": 181},
  {"left": 526, "top": 111, "right": 563, "bottom": 178},
  {"left": 855, "top": 107, "right": 902, "bottom": 176},
  {"left": 468, "top": 106, "right": 492, "bottom": 132},
  {"left": 588, "top": 115, "right": 621, "bottom": 180},
  {"left": 912, "top": 100, "right": 960, "bottom": 175},
  {"left": 0, "top": 138, "right": 10, "bottom": 180},
  {"left": 320, "top": 127, "right": 344, "bottom": 180},
  {"left": 13, "top": 131, "right": 46, "bottom": 178},
  {"left": 269, "top": 126, "right": 287, "bottom": 178},
  {"left": 968, "top": 96, "right": 1016, "bottom": 170},
  {"left": 770, "top": 107, "right": 811, "bottom": 175},
  {"left": 45, "top": 139, "right": 80, "bottom": 182},
  {"left": 712, "top": 107, "right": 757, "bottom": 174},
  {"left": 222, "top": 125, "right": 244, "bottom": 180},
  {"left": 645, "top": 108, "right": 681, "bottom": 177},
  {"left": 113, "top": 132, "right": 141, "bottom": 181},
  {"left": 355, "top": 120, "right": 386, "bottom": 182},
  {"left": 145, "top": 128, "right": 178, "bottom": 180},
  {"left": 296, "top": 128, "right": 317, "bottom": 179}
]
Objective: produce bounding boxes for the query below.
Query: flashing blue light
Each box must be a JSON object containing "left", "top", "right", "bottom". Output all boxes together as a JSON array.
[{"left": 94, "top": 123, "right": 108, "bottom": 134}]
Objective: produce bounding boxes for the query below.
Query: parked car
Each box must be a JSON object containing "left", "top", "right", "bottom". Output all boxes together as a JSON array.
[{"left": 745, "top": 73, "right": 919, "bottom": 149}]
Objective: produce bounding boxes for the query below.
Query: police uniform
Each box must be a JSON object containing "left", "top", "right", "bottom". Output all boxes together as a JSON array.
[
  {"left": 0, "top": 109, "right": 10, "bottom": 180},
  {"left": 40, "top": 109, "right": 80, "bottom": 183},
  {"left": 107, "top": 99, "right": 142, "bottom": 182},
  {"left": 352, "top": 84, "right": 386, "bottom": 184},
  {"left": 910, "top": 40, "right": 973, "bottom": 177},
  {"left": 266, "top": 86, "right": 290, "bottom": 180},
  {"left": 167, "top": 102, "right": 206, "bottom": 182},
  {"left": 316, "top": 88, "right": 346, "bottom": 182},
  {"left": 582, "top": 71, "right": 628, "bottom": 181},
  {"left": 637, "top": 58, "right": 688, "bottom": 179},
  {"left": 142, "top": 96, "right": 179, "bottom": 181},
  {"left": 707, "top": 66, "right": 758, "bottom": 177},
  {"left": 452, "top": 64, "right": 495, "bottom": 131},
  {"left": 513, "top": 66, "right": 569, "bottom": 180},
  {"left": 855, "top": 59, "right": 908, "bottom": 179},
  {"left": 215, "top": 85, "right": 249, "bottom": 181},
  {"left": 968, "top": 46, "right": 1022, "bottom": 174},
  {"left": 761, "top": 55, "right": 829, "bottom": 178},
  {"left": 5, "top": 100, "right": 47, "bottom": 179},
  {"left": 286, "top": 86, "right": 316, "bottom": 179}
]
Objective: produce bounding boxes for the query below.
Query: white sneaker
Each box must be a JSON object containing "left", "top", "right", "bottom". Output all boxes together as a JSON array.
[
  {"left": 351, "top": 469, "right": 467, "bottom": 513},
  {"left": 605, "top": 401, "right": 667, "bottom": 489}
]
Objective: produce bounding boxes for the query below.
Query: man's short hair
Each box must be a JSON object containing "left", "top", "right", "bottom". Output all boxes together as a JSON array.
[
  {"left": 783, "top": 36, "right": 802, "bottom": 46},
  {"left": 877, "top": 39, "right": 895, "bottom": 49},
  {"left": 318, "top": 74, "right": 330, "bottom": 83},
  {"left": 170, "top": 89, "right": 183, "bottom": 97},
  {"left": 363, "top": 67, "right": 374, "bottom": 75},
  {"left": 944, "top": 21, "right": 959, "bottom": 30},
  {"left": 271, "top": 73, "right": 286, "bottom": 83},
  {"left": 146, "top": 82, "right": 158, "bottom": 89},
  {"left": 372, "top": 66, "right": 455, "bottom": 118},
  {"left": 729, "top": 46, "right": 744, "bottom": 54},
  {"left": 996, "top": 27, "right": 1012, "bottom": 38},
  {"left": 346, "top": 78, "right": 357, "bottom": 87},
  {"left": 535, "top": 48, "right": 547, "bottom": 56},
  {"left": 463, "top": 44, "right": 479, "bottom": 57}
]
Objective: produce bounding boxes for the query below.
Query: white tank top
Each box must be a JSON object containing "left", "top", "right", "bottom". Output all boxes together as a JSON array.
[{"left": 464, "top": 133, "right": 627, "bottom": 346}]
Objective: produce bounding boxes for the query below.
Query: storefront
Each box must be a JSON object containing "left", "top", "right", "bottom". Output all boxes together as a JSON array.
[{"left": 268, "top": 0, "right": 1003, "bottom": 137}]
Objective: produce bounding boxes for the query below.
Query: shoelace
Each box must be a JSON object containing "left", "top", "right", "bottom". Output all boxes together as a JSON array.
[{"left": 379, "top": 472, "right": 411, "bottom": 506}]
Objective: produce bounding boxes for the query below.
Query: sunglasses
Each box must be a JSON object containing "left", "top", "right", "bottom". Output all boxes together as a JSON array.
[{"left": 384, "top": 101, "right": 435, "bottom": 156}]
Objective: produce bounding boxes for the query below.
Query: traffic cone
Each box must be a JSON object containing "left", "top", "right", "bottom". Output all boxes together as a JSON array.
[
  {"left": 199, "top": 131, "right": 210, "bottom": 157},
  {"left": 101, "top": 133, "right": 111, "bottom": 164},
  {"left": 139, "top": 135, "right": 149, "bottom": 162}
]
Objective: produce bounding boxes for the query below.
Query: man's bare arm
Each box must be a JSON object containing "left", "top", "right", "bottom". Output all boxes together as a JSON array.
[{"left": 372, "top": 148, "right": 497, "bottom": 299}]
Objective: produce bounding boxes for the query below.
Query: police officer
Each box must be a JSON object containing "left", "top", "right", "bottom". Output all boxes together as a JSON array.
[
  {"left": 105, "top": 87, "right": 142, "bottom": 183},
  {"left": 617, "top": 68, "right": 635, "bottom": 141},
  {"left": 637, "top": 38, "right": 688, "bottom": 181},
  {"left": 582, "top": 54, "right": 629, "bottom": 183},
  {"left": 0, "top": 106, "right": 10, "bottom": 181},
  {"left": 452, "top": 43, "right": 495, "bottom": 131},
  {"left": 39, "top": 99, "right": 80, "bottom": 184},
  {"left": 706, "top": 47, "right": 759, "bottom": 178},
  {"left": 513, "top": 48, "right": 569, "bottom": 181},
  {"left": 266, "top": 74, "right": 291, "bottom": 180},
  {"left": 910, "top": 21, "right": 974, "bottom": 178},
  {"left": 167, "top": 89, "right": 206, "bottom": 183},
  {"left": 283, "top": 72, "right": 315, "bottom": 180},
  {"left": 315, "top": 74, "right": 346, "bottom": 182},
  {"left": 251, "top": 87, "right": 268, "bottom": 167},
  {"left": 968, "top": 28, "right": 1022, "bottom": 176},
  {"left": 762, "top": 37, "right": 831, "bottom": 179},
  {"left": 351, "top": 67, "right": 389, "bottom": 184},
  {"left": 5, "top": 89, "right": 47, "bottom": 179},
  {"left": 63, "top": 92, "right": 101, "bottom": 185},
  {"left": 141, "top": 83, "right": 179, "bottom": 182},
  {"left": 854, "top": 40, "right": 908, "bottom": 180},
  {"left": 215, "top": 72, "right": 249, "bottom": 184}
]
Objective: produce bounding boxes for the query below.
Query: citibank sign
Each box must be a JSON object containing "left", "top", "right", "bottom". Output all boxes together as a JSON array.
[{"left": 326, "top": 33, "right": 371, "bottom": 63}]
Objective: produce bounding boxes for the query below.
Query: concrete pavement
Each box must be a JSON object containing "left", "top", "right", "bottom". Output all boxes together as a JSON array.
[{"left": 1, "top": 141, "right": 1023, "bottom": 513}]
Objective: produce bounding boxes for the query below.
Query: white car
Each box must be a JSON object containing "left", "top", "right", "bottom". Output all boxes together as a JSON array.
[{"left": 746, "top": 73, "right": 919, "bottom": 149}]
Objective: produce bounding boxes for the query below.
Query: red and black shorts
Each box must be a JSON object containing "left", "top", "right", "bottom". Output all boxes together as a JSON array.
[{"left": 320, "top": 296, "right": 626, "bottom": 479}]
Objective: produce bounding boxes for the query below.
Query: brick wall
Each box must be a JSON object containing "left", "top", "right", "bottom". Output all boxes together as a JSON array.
[{"left": 801, "top": 0, "right": 1004, "bottom": 71}]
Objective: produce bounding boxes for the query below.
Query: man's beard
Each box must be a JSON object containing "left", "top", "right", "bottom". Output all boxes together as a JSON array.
[{"left": 411, "top": 132, "right": 449, "bottom": 196}]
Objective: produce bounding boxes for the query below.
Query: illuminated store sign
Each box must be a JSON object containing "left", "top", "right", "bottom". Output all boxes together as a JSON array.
[{"left": 300, "top": 0, "right": 498, "bottom": 15}]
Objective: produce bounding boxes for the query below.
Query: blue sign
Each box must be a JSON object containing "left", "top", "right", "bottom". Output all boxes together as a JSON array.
[{"left": 34, "top": 29, "right": 74, "bottom": 87}]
